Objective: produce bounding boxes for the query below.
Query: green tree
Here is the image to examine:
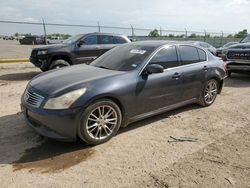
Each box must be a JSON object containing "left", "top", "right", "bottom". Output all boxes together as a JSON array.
[
  {"left": 234, "top": 29, "right": 248, "bottom": 38},
  {"left": 189, "top": 33, "right": 197, "bottom": 38},
  {"left": 148, "top": 29, "right": 160, "bottom": 37}
]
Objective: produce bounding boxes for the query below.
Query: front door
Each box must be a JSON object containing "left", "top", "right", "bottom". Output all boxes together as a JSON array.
[
  {"left": 73, "top": 34, "right": 101, "bottom": 64},
  {"left": 133, "top": 46, "right": 183, "bottom": 117}
]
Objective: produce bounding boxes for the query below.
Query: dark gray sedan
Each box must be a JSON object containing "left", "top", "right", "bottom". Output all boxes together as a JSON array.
[{"left": 21, "top": 41, "right": 227, "bottom": 145}]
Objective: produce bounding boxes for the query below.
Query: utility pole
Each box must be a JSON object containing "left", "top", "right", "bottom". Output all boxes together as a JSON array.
[
  {"left": 97, "top": 21, "right": 101, "bottom": 32},
  {"left": 42, "top": 18, "right": 47, "bottom": 45}
]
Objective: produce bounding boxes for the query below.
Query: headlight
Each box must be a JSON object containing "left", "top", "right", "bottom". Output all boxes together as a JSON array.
[
  {"left": 44, "top": 88, "right": 87, "bottom": 109},
  {"left": 37, "top": 50, "right": 48, "bottom": 55}
]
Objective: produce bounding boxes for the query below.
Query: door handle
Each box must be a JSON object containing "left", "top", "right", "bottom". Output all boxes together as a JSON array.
[
  {"left": 203, "top": 66, "right": 208, "bottom": 71},
  {"left": 95, "top": 46, "right": 101, "bottom": 49},
  {"left": 172, "top": 72, "right": 181, "bottom": 79}
]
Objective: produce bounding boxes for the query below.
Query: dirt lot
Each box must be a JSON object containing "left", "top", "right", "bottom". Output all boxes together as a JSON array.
[
  {"left": 0, "top": 65, "right": 249, "bottom": 188},
  {"left": 0, "top": 39, "right": 42, "bottom": 59}
]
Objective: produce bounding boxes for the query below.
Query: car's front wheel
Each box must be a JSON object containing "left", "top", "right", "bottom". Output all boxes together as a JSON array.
[
  {"left": 78, "top": 99, "right": 122, "bottom": 145},
  {"left": 198, "top": 79, "right": 218, "bottom": 107},
  {"left": 49, "top": 59, "right": 70, "bottom": 70}
]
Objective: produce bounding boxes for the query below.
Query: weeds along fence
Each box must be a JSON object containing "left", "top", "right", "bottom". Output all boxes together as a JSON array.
[{"left": 0, "top": 20, "right": 246, "bottom": 47}]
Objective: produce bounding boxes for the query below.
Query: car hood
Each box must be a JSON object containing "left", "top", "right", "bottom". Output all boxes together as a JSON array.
[
  {"left": 228, "top": 42, "right": 250, "bottom": 49},
  {"left": 33, "top": 43, "right": 68, "bottom": 50},
  {"left": 29, "top": 65, "right": 124, "bottom": 96}
]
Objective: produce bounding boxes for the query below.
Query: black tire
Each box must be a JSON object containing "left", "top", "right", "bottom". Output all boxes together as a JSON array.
[
  {"left": 49, "top": 59, "right": 70, "bottom": 70},
  {"left": 227, "top": 71, "right": 232, "bottom": 77},
  {"left": 78, "top": 99, "right": 122, "bottom": 145},
  {"left": 198, "top": 79, "right": 219, "bottom": 107},
  {"left": 40, "top": 67, "right": 47, "bottom": 72}
]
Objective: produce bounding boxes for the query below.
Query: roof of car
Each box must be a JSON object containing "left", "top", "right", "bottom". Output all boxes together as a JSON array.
[
  {"left": 84, "top": 32, "right": 127, "bottom": 37},
  {"left": 129, "top": 40, "right": 203, "bottom": 47}
]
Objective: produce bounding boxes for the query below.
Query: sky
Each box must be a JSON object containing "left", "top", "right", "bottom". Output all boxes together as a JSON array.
[{"left": 0, "top": 0, "right": 249, "bottom": 35}]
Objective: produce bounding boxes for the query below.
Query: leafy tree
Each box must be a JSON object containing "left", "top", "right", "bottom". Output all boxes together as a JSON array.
[
  {"left": 189, "top": 33, "right": 197, "bottom": 38},
  {"left": 148, "top": 29, "right": 160, "bottom": 37},
  {"left": 168, "top": 34, "right": 175, "bottom": 38},
  {"left": 234, "top": 29, "right": 248, "bottom": 38}
]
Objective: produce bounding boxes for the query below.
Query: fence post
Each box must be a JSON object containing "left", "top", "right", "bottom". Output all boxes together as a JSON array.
[
  {"left": 185, "top": 28, "right": 188, "bottom": 40},
  {"left": 130, "top": 24, "right": 135, "bottom": 39},
  {"left": 204, "top": 30, "right": 207, "bottom": 42},
  {"left": 42, "top": 18, "right": 47, "bottom": 45},
  {"left": 220, "top": 31, "right": 224, "bottom": 47},
  {"left": 97, "top": 21, "right": 101, "bottom": 32},
  {"left": 160, "top": 27, "right": 162, "bottom": 37}
]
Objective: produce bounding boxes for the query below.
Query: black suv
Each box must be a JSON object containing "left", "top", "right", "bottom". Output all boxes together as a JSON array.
[
  {"left": 222, "top": 34, "right": 250, "bottom": 76},
  {"left": 30, "top": 33, "right": 131, "bottom": 71}
]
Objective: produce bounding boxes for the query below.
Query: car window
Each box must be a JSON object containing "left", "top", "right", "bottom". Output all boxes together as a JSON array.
[
  {"left": 198, "top": 48, "right": 207, "bottom": 61},
  {"left": 149, "top": 47, "right": 179, "bottom": 69},
  {"left": 114, "top": 36, "right": 127, "bottom": 44},
  {"left": 99, "top": 35, "right": 114, "bottom": 44},
  {"left": 179, "top": 46, "right": 200, "bottom": 65},
  {"left": 82, "top": 35, "right": 98, "bottom": 45}
]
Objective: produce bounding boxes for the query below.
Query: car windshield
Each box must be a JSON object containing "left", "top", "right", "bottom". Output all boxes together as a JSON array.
[
  {"left": 90, "top": 44, "right": 156, "bottom": 71},
  {"left": 63, "top": 34, "right": 83, "bottom": 44},
  {"left": 241, "top": 35, "right": 250, "bottom": 43},
  {"left": 223, "top": 42, "right": 237, "bottom": 47}
]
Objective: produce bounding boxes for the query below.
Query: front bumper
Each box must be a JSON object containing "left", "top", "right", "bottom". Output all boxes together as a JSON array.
[
  {"left": 30, "top": 55, "right": 50, "bottom": 70},
  {"left": 21, "top": 103, "right": 81, "bottom": 141},
  {"left": 227, "top": 60, "right": 250, "bottom": 72}
]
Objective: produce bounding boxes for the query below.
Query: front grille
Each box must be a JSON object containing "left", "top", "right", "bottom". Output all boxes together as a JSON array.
[
  {"left": 227, "top": 51, "right": 250, "bottom": 60},
  {"left": 24, "top": 89, "right": 44, "bottom": 108}
]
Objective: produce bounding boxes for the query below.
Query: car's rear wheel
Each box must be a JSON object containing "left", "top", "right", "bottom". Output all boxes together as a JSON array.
[
  {"left": 198, "top": 79, "right": 218, "bottom": 107},
  {"left": 78, "top": 99, "right": 122, "bottom": 145},
  {"left": 49, "top": 59, "right": 70, "bottom": 70},
  {"left": 227, "top": 71, "right": 232, "bottom": 77}
]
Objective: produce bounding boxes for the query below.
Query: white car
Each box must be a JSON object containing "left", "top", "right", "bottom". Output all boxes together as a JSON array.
[{"left": 47, "top": 37, "right": 64, "bottom": 44}]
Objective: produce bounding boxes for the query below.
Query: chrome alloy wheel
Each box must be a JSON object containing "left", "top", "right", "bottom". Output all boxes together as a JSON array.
[
  {"left": 204, "top": 80, "right": 218, "bottom": 104},
  {"left": 86, "top": 105, "right": 118, "bottom": 140}
]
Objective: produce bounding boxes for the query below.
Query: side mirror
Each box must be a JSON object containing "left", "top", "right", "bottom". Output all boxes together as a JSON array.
[
  {"left": 77, "top": 40, "right": 85, "bottom": 47},
  {"left": 146, "top": 64, "right": 164, "bottom": 74}
]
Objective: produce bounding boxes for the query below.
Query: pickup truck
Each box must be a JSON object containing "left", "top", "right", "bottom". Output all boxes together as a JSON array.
[
  {"left": 30, "top": 33, "right": 131, "bottom": 71},
  {"left": 222, "top": 34, "right": 250, "bottom": 76}
]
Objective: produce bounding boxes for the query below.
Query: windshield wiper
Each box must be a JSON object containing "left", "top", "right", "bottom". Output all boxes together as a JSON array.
[{"left": 96, "top": 66, "right": 111, "bottom": 70}]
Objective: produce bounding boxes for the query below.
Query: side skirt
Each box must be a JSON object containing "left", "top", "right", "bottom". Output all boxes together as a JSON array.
[{"left": 128, "top": 98, "right": 198, "bottom": 124}]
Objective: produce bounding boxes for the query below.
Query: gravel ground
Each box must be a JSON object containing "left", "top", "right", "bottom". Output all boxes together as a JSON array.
[
  {"left": 0, "top": 39, "right": 43, "bottom": 59},
  {"left": 0, "top": 65, "right": 249, "bottom": 188}
]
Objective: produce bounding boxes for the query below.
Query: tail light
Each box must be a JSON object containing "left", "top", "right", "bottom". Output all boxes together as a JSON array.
[{"left": 223, "top": 62, "right": 228, "bottom": 70}]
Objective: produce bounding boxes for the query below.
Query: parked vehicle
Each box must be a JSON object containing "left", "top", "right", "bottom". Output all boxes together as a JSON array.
[
  {"left": 21, "top": 41, "right": 227, "bottom": 145},
  {"left": 191, "top": 41, "right": 217, "bottom": 55},
  {"left": 47, "top": 36, "right": 64, "bottom": 44},
  {"left": 20, "top": 36, "right": 45, "bottom": 45},
  {"left": 3, "top": 36, "right": 14, "bottom": 40},
  {"left": 30, "top": 33, "right": 131, "bottom": 71},
  {"left": 216, "top": 42, "right": 238, "bottom": 57},
  {"left": 222, "top": 34, "right": 250, "bottom": 76}
]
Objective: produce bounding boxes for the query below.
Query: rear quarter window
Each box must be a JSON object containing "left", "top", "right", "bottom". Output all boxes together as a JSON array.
[{"left": 114, "top": 36, "right": 127, "bottom": 44}]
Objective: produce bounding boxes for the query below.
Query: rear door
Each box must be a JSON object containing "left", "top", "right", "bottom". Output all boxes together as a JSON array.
[
  {"left": 98, "top": 35, "right": 117, "bottom": 56},
  {"left": 73, "top": 34, "right": 101, "bottom": 64},
  {"left": 177, "top": 45, "right": 209, "bottom": 101}
]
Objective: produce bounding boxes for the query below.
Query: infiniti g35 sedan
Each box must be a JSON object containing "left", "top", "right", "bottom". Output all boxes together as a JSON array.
[{"left": 21, "top": 41, "right": 227, "bottom": 145}]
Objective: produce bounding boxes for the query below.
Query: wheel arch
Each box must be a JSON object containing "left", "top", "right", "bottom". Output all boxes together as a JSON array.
[
  {"left": 208, "top": 76, "right": 223, "bottom": 94},
  {"left": 49, "top": 54, "right": 73, "bottom": 65},
  {"left": 81, "top": 95, "right": 128, "bottom": 127}
]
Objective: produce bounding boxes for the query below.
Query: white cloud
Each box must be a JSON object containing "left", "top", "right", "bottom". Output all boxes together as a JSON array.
[{"left": 0, "top": 0, "right": 249, "bottom": 34}]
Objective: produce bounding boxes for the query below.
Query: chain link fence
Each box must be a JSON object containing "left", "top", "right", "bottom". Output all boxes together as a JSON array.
[{"left": 0, "top": 20, "right": 247, "bottom": 48}]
